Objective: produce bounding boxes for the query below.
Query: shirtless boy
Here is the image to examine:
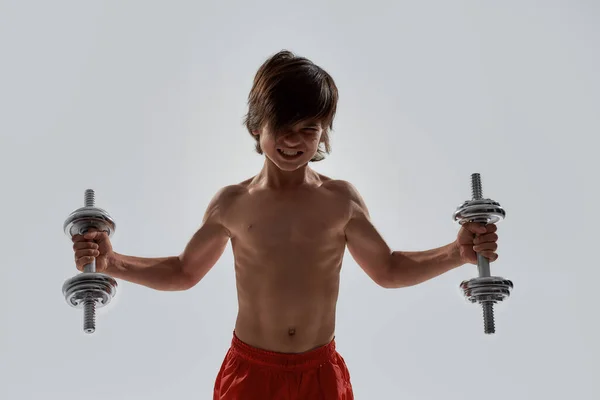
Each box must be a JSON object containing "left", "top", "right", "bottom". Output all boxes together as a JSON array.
[{"left": 71, "top": 50, "right": 499, "bottom": 399}]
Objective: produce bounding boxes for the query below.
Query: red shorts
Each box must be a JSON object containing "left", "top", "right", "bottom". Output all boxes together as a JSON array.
[{"left": 213, "top": 331, "right": 354, "bottom": 399}]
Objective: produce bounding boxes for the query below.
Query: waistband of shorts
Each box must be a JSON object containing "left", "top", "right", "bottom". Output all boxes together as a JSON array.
[{"left": 230, "top": 331, "right": 337, "bottom": 371}]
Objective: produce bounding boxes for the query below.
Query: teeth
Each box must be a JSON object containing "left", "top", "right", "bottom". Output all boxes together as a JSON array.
[{"left": 280, "top": 150, "right": 299, "bottom": 156}]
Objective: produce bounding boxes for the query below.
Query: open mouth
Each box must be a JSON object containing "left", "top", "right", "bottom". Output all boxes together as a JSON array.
[{"left": 277, "top": 149, "right": 304, "bottom": 159}]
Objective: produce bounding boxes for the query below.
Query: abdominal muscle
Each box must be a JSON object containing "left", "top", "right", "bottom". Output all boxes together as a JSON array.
[{"left": 232, "top": 254, "right": 343, "bottom": 354}]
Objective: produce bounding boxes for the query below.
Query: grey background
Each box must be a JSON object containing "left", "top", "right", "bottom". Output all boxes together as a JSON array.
[{"left": 1, "top": 1, "right": 598, "bottom": 399}]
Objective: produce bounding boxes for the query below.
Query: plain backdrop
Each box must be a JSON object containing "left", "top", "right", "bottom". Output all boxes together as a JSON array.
[{"left": 1, "top": 1, "right": 598, "bottom": 399}]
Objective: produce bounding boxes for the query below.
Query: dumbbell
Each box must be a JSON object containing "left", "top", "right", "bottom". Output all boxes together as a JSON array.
[
  {"left": 452, "top": 173, "right": 513, "bottom": 334},
  {"left": 62, "top": 189, "right": 118, "bottom": 334}
]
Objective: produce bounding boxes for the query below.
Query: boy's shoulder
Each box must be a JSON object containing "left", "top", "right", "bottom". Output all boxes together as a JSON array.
[{"left": 321, "top": 178, "right": 363, "bottom": 203}]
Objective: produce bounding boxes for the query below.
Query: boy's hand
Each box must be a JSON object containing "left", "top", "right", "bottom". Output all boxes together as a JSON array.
[
  {"left": 455, "top": 222, "right": 498, "bottom": 265},
  {"left": 72, "top": 228, "right": 115, "bottom": 272}
]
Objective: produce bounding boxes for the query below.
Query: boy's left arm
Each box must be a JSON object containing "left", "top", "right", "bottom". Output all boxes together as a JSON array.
[{"left": 340, "top": 180, "right": 499, "bottom": 288}]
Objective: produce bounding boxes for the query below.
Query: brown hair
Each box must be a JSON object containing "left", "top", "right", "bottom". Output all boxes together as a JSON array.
[{"left": 243, "top": 50, "right": 339, "bottom": 162}]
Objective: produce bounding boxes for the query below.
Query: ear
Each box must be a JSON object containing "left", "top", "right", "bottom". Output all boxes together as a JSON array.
[{"left": 251, "top": 130, "right": 260, "bottom": 137}]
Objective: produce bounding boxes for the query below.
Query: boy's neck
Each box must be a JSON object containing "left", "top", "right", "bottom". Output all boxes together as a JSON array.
[{"left": 254, "top": 158, "right": 320, "bottom": 190}]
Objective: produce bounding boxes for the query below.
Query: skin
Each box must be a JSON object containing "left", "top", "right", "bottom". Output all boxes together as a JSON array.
[{"left": 72, "top": 119, "right": 499, "bottom": 353}]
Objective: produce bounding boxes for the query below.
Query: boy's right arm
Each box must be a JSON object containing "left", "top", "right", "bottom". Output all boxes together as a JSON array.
[{"left": 97, "top": 187, "right": 233, "bottom": 291}]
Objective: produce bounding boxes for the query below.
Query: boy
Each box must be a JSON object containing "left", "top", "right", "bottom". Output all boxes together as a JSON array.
[{"left": 71, "top": 50, "right": 499, "bottom": 399}]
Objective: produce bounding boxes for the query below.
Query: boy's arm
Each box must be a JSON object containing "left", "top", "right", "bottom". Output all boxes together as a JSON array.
[
  {"left": 178, "top": 186, "right": 233, "bottom": 288},
  {"left": 340, "top": 181, "right": 463, "bottom": 289},
  {"left": 109, "top": 187, "right": 232, "bottom": 291}
]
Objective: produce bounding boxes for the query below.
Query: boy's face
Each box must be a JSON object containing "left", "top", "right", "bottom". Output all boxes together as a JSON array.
[{"left": 253, "top": 119, "right": 324, "bottom": 171}]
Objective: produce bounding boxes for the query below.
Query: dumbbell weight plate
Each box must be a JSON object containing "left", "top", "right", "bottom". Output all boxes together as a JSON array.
[
  {"left": 63, "top": 273, "right": 118, "bottom": 308},
  {"left": 453, "top": 199, "right": 506, "bottom": 225},
  {"left": 64, "top": 207, "right": 116, "bottom": 237},
  {"left": 460, "top": 277, "right": 513, "bottom": 303}
]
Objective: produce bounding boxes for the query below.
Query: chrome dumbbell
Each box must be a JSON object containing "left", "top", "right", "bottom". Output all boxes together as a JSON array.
[
  {"left": 62, "top": 189, "right": 118, "bottom": 334},
  {"left": 453, "top": 173, "right": 513, "bottom": 334}
]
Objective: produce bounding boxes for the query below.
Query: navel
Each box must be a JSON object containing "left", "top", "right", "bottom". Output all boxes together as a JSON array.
[{"left": 288, "top": 327, "right": 296, "bottom": 336}]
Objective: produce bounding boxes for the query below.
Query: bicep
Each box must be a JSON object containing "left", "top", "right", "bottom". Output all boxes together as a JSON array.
[
  {"left": 341, "top": 182, "right": 392, "bottom": 287},
  {"left": 179, "top": 187, "right": 233, "bottom": 286}
]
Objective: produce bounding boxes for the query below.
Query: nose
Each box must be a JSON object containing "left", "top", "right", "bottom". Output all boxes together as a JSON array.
[{"left": 280, "top": 132, "right": 302, "bottom": 146}]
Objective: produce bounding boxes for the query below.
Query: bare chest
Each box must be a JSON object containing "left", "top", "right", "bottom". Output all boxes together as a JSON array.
[{"left": 225, "top": 188, "right": 349, "bottom": 251}]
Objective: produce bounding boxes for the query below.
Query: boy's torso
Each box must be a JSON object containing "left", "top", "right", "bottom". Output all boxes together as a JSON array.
[{"left": 219, "top": 173, "right": 353, "bottom": 353}]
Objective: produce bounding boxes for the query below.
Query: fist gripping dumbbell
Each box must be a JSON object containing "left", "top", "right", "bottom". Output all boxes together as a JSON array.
[
  {"left": 62, "top": 189, "right": 118, "bottom": 334},
  {"left": 453, "top": 173, "right": 513, "bottom": 334}
]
